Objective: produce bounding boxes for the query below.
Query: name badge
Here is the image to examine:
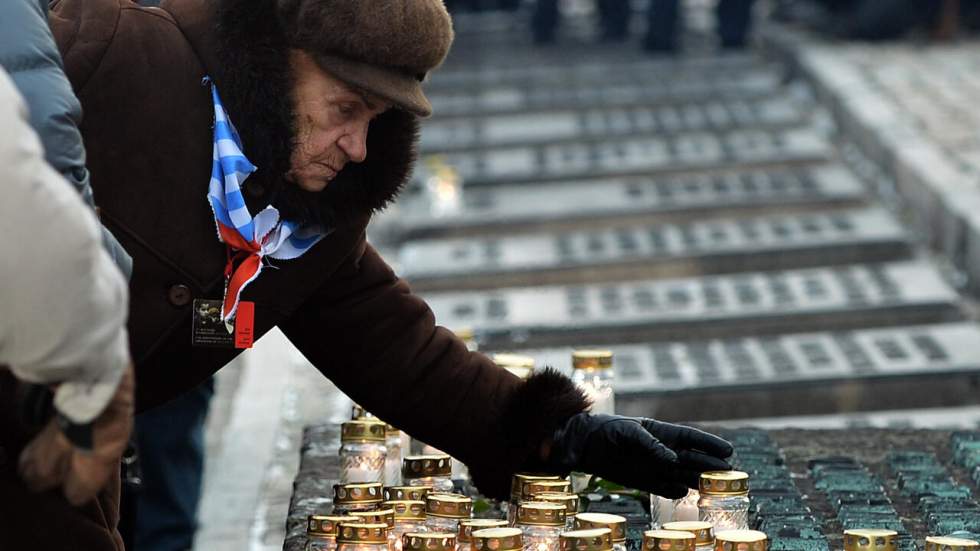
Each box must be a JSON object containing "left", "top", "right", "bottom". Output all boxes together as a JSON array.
[{"left": 191, "top": 299, "right": 254, "bottom": 349}]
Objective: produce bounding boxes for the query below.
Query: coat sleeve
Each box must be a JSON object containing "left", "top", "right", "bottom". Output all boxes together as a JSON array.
[
  {"left": 279, "top": 235, "right": 590, "bottom": 499},
  {"left": 0, "top": 68, "right": 130, "bottom": 425},
  {"left": 0, "top": 0, "right": 132, "bottom": 279}
]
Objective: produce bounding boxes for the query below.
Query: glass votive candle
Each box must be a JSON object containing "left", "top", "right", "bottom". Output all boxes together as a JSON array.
[
  {"left": 458, "top": 520, "right": 509, "bottom": 551},
  {"left": 337, "top": 522, "right": 391, "bottom": 551},
  {"left": 493, "top": 353, "right": 536, "bottom": 380},
  {"left": 843, "top": 529, "right": 897, "bottom": 551},
  {"left": 571, "top": 350, "right": 615, "bottom": 415},
  {"left": 531, "top": 493, "right": 579, "bottom": 530},
  {"left": 713, "top": 531, "right": 767, "bottom": 551},
  {"left": 698, "top": 472, "right": 749, "bottom": 531},
  {"left": 644, "top": 530, "right": 696, "bottom": 551},
  {"left": 425, "top": 493, "right": 473, "bottom": 534},
  {"left": 386, "top": 426, "right": 404, "bottom": 486},
  {"left": 516, "top": 502, "right": 565, "bottom": 551},
  {"left": 307, "top": 515, "right": 361, "bottom": 551},
  {"left": 340, "top": 420, "right": 388, "bottom": 484},
  {"left": 559, "top": 529, "right": 613, "bottom": 551},
  {"left": 662, "top": 522, "right": 714, "bottom": 551},
  {"left": 334, "top": 482, "right": 384, "bottom": 515},
  {"left": 404, "top": 455, "right": 454, "bottom": 493},
  {"left": 352, "top": 404, "right": 376, "bottom": 420},
  {"left": 924, "top": 537, "right": 979, "bottom": 551},
  {"left": 386, "top": 501, "right": 428, "bottom": 551},
  {"left": 508, "top": 474, "right": 562, "bottom": 525},
  {"left": 351, "top": 509, "right": 397, "bottom": 550},
  {"left": 574, "top": 513, "right": 627, "bottom": 551},
  {"left": 473, "top": 528, "right": 524, "bottom": 551},
  {"left": 385, "top": 486, "right": 432, "bottom": 503},
  {"left": 403, "top": 532, "right": 457, "bottom": 551}
]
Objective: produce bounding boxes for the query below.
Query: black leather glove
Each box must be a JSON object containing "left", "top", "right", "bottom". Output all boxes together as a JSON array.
[{"left": 545, "top": 413, "right": 734, "bottom": 499}]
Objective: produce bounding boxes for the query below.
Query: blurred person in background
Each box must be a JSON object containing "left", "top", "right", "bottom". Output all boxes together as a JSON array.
[
  {"left": 644, "top": 0, "right": 756, "bottom": 52},
  {"left": 532, "top": 0, "right": 632, "bottom": 44},
  {"left": 0, "top": 64, "right": 134, "bottom": 551},
  {"left": 46, "top": 1, "right": 735, "bottom": 549}
]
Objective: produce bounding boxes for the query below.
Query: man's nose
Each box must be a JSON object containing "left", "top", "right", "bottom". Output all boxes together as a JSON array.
[{"left": 339, "top": 123, "right": 369, "bottom": 163}]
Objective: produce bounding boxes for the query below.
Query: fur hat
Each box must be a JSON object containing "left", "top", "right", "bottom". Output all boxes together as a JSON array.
[{"left": 278, "top": 0, "right": 454, "bottom": 117}]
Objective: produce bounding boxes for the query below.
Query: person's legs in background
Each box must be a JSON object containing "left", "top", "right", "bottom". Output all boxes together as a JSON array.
[
  {"left": 643, "top": 0, "right": 682, "bottom": 52},
  {"left": 716, "top": 0, "right": 756, "bottom": 49},
  {"left": 131, "top": 378, "right": 215, "bottom": 551},
  {"left": 597, "top": 0, "right": 632, "bottom": 41},
  {"left": 532, "top": 0, "right": 561, "bottom": 44}
]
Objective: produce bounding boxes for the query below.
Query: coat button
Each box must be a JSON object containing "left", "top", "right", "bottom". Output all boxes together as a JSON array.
[{"left": 167, "top": 284, "right": 192, "bottom": 307}]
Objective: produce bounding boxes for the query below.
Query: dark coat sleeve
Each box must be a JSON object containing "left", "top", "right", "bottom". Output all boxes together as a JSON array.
[
  {"left": 279, "top": 235, "right": 590, "bottom": 499},
  {"left": 1, "top": 0, "right": 132, "bottom": 278}
]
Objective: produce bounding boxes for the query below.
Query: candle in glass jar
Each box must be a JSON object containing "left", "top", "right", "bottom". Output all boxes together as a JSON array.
[
  {"left": 674, "top": 490, "right": 700, "bottom": 522},
  {"left": 571, "top": 351, "right": 615, "bottom": 416},
  {"left": 339, "top": 421, "right": 387, "bottom": 484}
]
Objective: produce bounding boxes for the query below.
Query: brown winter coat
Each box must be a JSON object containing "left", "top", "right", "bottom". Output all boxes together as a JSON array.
[{"left": 0, "top": 0, "right": 589, "bottom": 548}]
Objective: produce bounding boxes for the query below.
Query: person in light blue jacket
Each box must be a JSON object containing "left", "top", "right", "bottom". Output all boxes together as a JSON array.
[{"left": 0, "top": 0, "right": 132, "bottom": 278}]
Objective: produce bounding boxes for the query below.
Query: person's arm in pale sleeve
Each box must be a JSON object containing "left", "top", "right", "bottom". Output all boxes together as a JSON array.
[{"left": 0, "top": 67, "right": 129, "bottom": 425}]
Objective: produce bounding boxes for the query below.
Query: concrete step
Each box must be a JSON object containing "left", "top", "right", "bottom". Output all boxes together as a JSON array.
[
  {"left": 507, "top": 322, "right": 980, "bottom": 421},
  {"left": 391, "top": 164, "right": 867, "bottom": 241},
  {"left": 425, "top": 127, "right": 832, "bottom": 186},
  {"left": 400, "top": 207, "right": 910, "bottom": 291},
  {"left": 421, "top": 96, "right": 808, "bottom": 152},
  {"left": 423, "top": 261, "right": 962, "bottom": 348}
]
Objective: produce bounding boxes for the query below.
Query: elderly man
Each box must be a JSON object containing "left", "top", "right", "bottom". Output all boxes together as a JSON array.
[{"left": 38, "top": 0, "right": 734, "bottom": 548}]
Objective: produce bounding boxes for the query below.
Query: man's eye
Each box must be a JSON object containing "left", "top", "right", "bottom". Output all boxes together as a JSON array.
[{"left": 338, "top": 104, "right": 356, "bottom": 117}]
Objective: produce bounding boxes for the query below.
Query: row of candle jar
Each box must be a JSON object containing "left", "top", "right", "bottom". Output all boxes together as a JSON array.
[
  {"left": 843, "top": 530, "right": 979, "bottom": 551},
  {"left": 651, "top": 472, "right": 751, "bottom": 533}
]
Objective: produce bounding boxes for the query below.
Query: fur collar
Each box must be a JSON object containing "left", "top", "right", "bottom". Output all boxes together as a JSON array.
[{"left": 205, "top": 0, "right": 420, "bottom": 228}]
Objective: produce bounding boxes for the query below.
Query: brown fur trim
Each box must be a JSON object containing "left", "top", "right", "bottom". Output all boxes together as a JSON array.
[
  {"left": 278, "top": 0, "right": 454, "bottom": 76},
  {"left": 469, "top": 368, "right": 591, "bottom": 501}
]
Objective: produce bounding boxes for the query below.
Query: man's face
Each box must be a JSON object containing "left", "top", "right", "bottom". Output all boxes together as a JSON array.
[{"left": 287, "top": 50, "right": 390, "bottom": 193}]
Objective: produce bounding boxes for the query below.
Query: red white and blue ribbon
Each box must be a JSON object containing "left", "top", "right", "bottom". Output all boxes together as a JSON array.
[{"left": 206, "top": 80, "right": 326, "bottom": 321}]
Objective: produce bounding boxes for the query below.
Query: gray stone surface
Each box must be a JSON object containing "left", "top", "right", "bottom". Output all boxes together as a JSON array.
[{"left": 398, "top": 207, "right": 910, "bottom": 289}]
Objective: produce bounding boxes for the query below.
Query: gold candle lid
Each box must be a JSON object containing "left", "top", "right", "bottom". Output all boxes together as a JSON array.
[
  {"left": 517, "top": 502, "right": 566, "bottom": 526},
  {"left": 472, "top": 527, "right": 524, "bottom": 551},
  {"left": 699, "top": 471, "right": 749, "bottom": 496},
  {"left": 455, "top": 327, "right": 476, "bottom": 341},
  {"left": 403, "top": 532, "right": 457, "bottom": 551},
  {"left": 383, "top": 500, "right": 426, "bottom": 521},
  {"left": 351, "top": 404, "right": 375, "bottom": 420},
  {"left": 493, "top": 353, "right": 536, "bottom": 379},
  {"left": 645, "top": 530, "right": 696, "bottom": 551},
  {"left": 662, "top": 522, "right": 714, "bottom": 546},
  {"left": 844, "top": 530, "right": 898, "bottom": 551},
  {"left": 341, "top": 420, "right": 387, "bottom": 443},
  {"left": 521, "top": 479, "right": 572, "bottom": 501},
  {"left": 925, "top": 537, "right": 980, "bottom": 551},
  {"left": 425, "top": 493, "right": 473, "bottom": 519},
  {"left": 533, "top": 492, "right": 580, "bottom": 515},
  {"left": 337, "top": 522, "right": 388, "bottom": 544},
  {"left": 307, "top": 515, "right": 360, "bottom": 538},
  {"left": 714, "top": 531, "right": 768, "bottom": 551},
  {"left": 403, "top": 455, "right": 452, "bottom": 479},
  {"left": 334, "top": 482, "right": 383, "bottom": 505},
  {"left": 510, "top": 473, "right": 562, "bottom": 501},
  {"left": 560, "top": 529, "right": 614, "bottom": 551},
  {"left": 384, "top": 485, "right": 432, "bottom": 502},
  {"left": 574, "top": 513, "right": 627, "bottom": 542},
  {"left": 459, "top": 519, "right": 508, "bottom": 543},
  {"left": 572, "top": 350, "right": 614, "bottom": 370},
  {"left": 385, "top": 424, "right": 401, "bottom": 437},
  {"left": 350, "top": 508, "right": 395, "bottom": 528}
]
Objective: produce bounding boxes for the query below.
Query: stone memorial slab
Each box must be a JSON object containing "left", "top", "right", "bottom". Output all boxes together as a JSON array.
[
  {"left": 393, "top": 165, "right": 867, "bottom": 239},
  {"left": 507, "top": 322, "right": 980, "bottom": 395},
  {"left": 423, "top": 261, "right": 961, "bottom": 347},
  {"left": 435, "top": 128, "right": 832, "bottom": 186},
  {"left": 428, "top": 70, "right": 783, "bottom": 118},
  {"left": 420, "top": 97, "right": 805, "bottom": 152},
  {"left": 399, "top": 207, "right": 909, "bottom": 290}
]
